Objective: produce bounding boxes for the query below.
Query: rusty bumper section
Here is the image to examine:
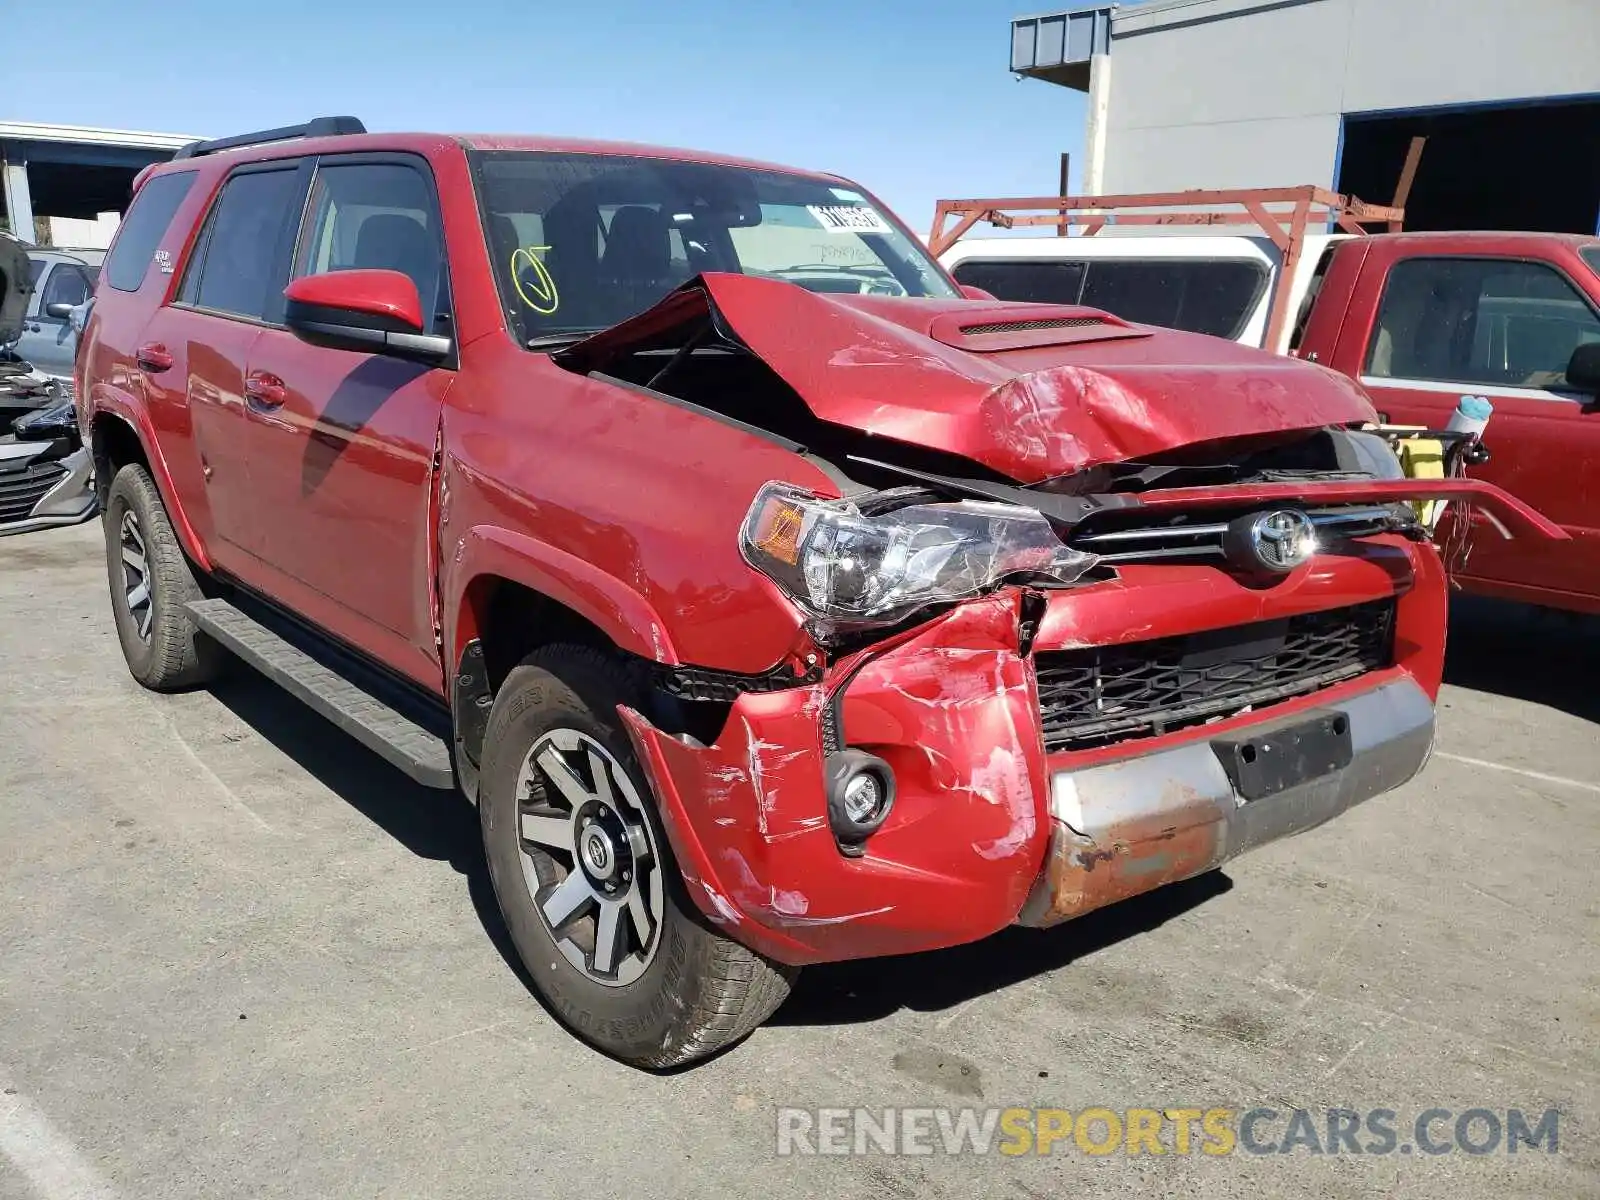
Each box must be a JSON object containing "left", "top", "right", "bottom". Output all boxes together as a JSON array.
[{"left": 1016, "top": 675, "right": 1434, "bottom": 927}]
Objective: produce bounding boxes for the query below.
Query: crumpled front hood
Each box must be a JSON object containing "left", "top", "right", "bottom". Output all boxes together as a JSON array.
[
  {"left": 564, "top": 273, "right": 1378, "bottom": 484},
  {"left": 0, "top": 235, "right": 29, "bottom": 348}
]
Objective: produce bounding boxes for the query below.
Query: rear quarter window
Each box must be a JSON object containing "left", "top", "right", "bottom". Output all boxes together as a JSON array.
[
  {"left": 951, "top": 255, "right": 1267, "bottom": 339},
  {"left": 951, "top": 259, "right": 1086, "bottom": 306},
  {"left": 104, "top": 171, "right": 198, "bottom": 292}
]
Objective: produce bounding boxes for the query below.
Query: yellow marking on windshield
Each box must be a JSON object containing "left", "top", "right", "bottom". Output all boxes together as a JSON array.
[{"left": 511, "top": 246, "right": 560, "bottom": 315}]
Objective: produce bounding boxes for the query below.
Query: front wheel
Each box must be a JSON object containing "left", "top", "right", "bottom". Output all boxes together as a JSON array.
[{"left": 479, "top": 644, "right": 795, "bottom": 1068}]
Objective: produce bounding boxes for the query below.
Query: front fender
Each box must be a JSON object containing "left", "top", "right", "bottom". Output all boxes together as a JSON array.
[
  {"left": 446, "top": 523, "right": 679, "bottom": 666},
  {"left": 87, "top": 386, "right": 212, "bottom": 572}
]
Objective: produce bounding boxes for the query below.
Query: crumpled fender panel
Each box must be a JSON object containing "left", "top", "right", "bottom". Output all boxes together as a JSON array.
[
  {"left": 567, "top": 273, "right": 1379, "bottom": 483},
  {"left": 618, "top": 593, "right": 1051, "bottom": 966}
]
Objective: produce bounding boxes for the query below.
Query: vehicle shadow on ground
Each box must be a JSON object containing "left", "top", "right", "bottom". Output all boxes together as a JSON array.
[
  {"left": 1443, "top": 595, "right": 1600, "bottom": 722},
  {"left": 204, "top": 667, "right": 1236, "bottom": 1030},
  {"left": 773, "top": 871, "right": 1231, "bottom": 1027},
  {"left": 205, "top": 670, "right": 539, "bottom": 995}
]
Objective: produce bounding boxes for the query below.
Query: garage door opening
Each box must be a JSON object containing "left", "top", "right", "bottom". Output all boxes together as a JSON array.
[{"left": 1337, "top": 97, "right": 1600, "bottom": 234}]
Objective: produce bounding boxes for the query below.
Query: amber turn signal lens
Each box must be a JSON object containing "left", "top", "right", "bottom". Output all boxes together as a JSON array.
[{"left": 752, "top": 497, "right": 805, "bottom": 566}]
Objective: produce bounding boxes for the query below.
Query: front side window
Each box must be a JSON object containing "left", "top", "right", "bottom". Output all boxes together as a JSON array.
[
  {"left": 473, "top": 152, "right": 957, "bottom": 343},
  {"left": 103, "top": 170, "right": 196, "bottom": 293},
  {"left": 293, "top": 159, "right": 449, "bottom": 335},
  {"left": 183, "top": 167, "right": 302, "bottom": 323},
  {"left": 1581, "top": 246, "right": 1600, "bottom": 279},
  {"left": 1366, "top": 257, "right": 1600, "bottom": 390}
]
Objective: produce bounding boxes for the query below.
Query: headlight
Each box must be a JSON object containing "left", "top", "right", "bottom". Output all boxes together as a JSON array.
[{"left": 739, "top": 482, "right": 1099, "bottom": 632}]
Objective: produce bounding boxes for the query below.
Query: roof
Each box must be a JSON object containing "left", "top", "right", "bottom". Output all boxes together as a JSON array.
[
  {"left": 23, "top": 247, "right": 94, "bottom": 265},
  {"left": 146, "top": 128, "right": 839, "bottom": 184},
  {"left": 0, "top": 120, "right": 201, "bottom": 150},
  {"left": 466, "top": 133, "right": 836, "bottom": 180},
  {"left": 1364, "top": 229, "right": 1600, "bottom": 250}
]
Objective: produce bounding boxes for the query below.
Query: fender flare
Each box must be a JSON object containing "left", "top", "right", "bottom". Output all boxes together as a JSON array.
[
  {"left": 88, "top": 390, "right": 212, "bottom": 572},
  {"left": 446, "top": 524, "right": 679, "bottom": 668}
]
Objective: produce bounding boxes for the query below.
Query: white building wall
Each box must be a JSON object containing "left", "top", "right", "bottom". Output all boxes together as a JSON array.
[
  {"left": 1342, "top": 0, "right": 1600, "bottom": 113},
  {"left": 46, "top": 211, "right": 121, "bottom": 250},
  {"left": 1095, "top": 0, "right": 1600, "bottom": 194}
]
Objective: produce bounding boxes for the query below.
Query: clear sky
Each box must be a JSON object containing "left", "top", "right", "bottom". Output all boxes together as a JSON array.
[{"left": 6, "top": 0, "right": 1085, "bottom": 234}]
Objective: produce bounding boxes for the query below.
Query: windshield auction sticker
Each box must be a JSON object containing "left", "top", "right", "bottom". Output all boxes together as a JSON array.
[{"left": 807, "top": 204, "right": 891, "bottom": 235}]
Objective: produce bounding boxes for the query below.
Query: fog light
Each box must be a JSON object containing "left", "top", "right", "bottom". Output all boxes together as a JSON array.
[
  {"left": 825, "top": 750, "right": 896, "bottom": 856},
  {"left": 842, "top": 773, "right": 883, "bottom": 823}
]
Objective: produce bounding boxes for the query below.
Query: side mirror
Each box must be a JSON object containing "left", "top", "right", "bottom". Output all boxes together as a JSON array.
[
  {"left": 44, "top": 302, "right": 75, "bottom": 319},
  {"left": 283, "top": 269, "right": 451, "bottom": 364},
  {"left": 959, "top": 283, "right": 998, "bottom": 302},
  {"left": 1565, "top": 342, "right": 1600, "bottom": 393}
]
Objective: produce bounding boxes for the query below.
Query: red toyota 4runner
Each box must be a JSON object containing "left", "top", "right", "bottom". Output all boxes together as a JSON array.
[{"left": 77, "top": 119, "right": 1557, "bottom": 1067}]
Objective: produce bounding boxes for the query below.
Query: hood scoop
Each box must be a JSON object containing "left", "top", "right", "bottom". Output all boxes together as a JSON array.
[{"left": 929, "top": 306, "right": 1149, "bottom": 354}]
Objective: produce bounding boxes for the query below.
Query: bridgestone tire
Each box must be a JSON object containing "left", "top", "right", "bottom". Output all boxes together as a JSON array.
[{"left": 479, "top": 643, "right": 795, "bottom": 1068}]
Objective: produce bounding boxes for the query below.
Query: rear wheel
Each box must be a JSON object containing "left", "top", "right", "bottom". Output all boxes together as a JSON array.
[
  {"left": 103, "top": 463, "right": 222, "bottom": 691},
  {"left": 479, "top": 644, "right": 795, "bottom": 1068}
]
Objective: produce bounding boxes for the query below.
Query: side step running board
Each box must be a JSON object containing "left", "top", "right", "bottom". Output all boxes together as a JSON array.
[{"left": 186, "top": 598, "right": 456, "bottom": 789}]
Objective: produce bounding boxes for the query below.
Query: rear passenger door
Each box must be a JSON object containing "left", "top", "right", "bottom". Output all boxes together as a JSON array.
[
  {"left": 144, "top": 159, "right": 307, "bottom": 573},
  {"left": 240, "top": 154, "right": 454, "bottom": 689}
]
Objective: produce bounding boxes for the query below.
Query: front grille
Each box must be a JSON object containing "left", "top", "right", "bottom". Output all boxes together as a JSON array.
[
  {"left": 1035, "top": 600, "right": 1396, "bottom": 752},
  {"left": 0, "top": 461, "right": 67, "bottom": 523},
  {"left": 1069, "top": 505, "right": 1414, "bottom": 565},
  {"left": 959, "top": 316, "right": 1104, "bottom": 335}
]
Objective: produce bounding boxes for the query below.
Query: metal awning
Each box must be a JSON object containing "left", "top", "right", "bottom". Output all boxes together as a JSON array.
[{"left": 1010, "top": 6, "right": 1114, "bottom": 91}]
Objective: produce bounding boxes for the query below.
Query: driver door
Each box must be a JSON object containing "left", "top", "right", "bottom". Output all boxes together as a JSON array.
[{"left": 236, "top": 154, "right": 454, "bottom": 688}]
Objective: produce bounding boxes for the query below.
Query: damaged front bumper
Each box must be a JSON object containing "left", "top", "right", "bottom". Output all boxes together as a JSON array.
[
  {"left": 621, "top": 535, "right": 1448, "bottom": 967},
  {"left": 1015, "top": 674, "right": 1432, "bottom": 927}
]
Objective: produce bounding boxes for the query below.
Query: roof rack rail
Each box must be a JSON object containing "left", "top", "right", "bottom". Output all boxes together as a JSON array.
[{"left": 172, "top": 116, "right": 367, "bottom": 161}]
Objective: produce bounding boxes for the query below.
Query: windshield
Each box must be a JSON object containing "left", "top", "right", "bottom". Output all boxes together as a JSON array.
[
  {"left": 473, "top": 151, "right": 957, "bottom": 343},
  {"left": 1583, "top": 246, "right": 1600, "bottom": 279}
]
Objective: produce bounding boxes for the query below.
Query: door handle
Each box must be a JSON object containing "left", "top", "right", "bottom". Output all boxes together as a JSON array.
[
  {"left": 135, "top": 342, "right": 174, "bottom": 373},
  {"left": 244, "top": 372, "right": 287, "bottom": 409}
]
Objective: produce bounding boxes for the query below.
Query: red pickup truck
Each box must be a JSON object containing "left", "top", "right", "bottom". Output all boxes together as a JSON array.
[
  {"left": 1295, "top": 232, "right": 1600, "bottom": 615},
  {"left": 937, "top": 193, "right": 1600, "bottom": 614},
  {"left": 78, "top": 120, "right": 1555, "bottom": 1067}
]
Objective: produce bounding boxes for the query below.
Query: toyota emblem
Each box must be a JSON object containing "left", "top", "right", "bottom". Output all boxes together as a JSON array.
[
  {"left": 1222, "top": 509, "right": 1319, "bottom": 574},
  {"left": 1248, "top": 510, "right": 1318, "bottom": 571}
]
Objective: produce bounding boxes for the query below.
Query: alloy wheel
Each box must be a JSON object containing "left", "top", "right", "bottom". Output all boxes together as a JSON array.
[
  {"left": 119, "top": 510, "right": 153, "bottom": 642},
  {"left": 516, "top": 728, "right": 665, "bottom": 987}
]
